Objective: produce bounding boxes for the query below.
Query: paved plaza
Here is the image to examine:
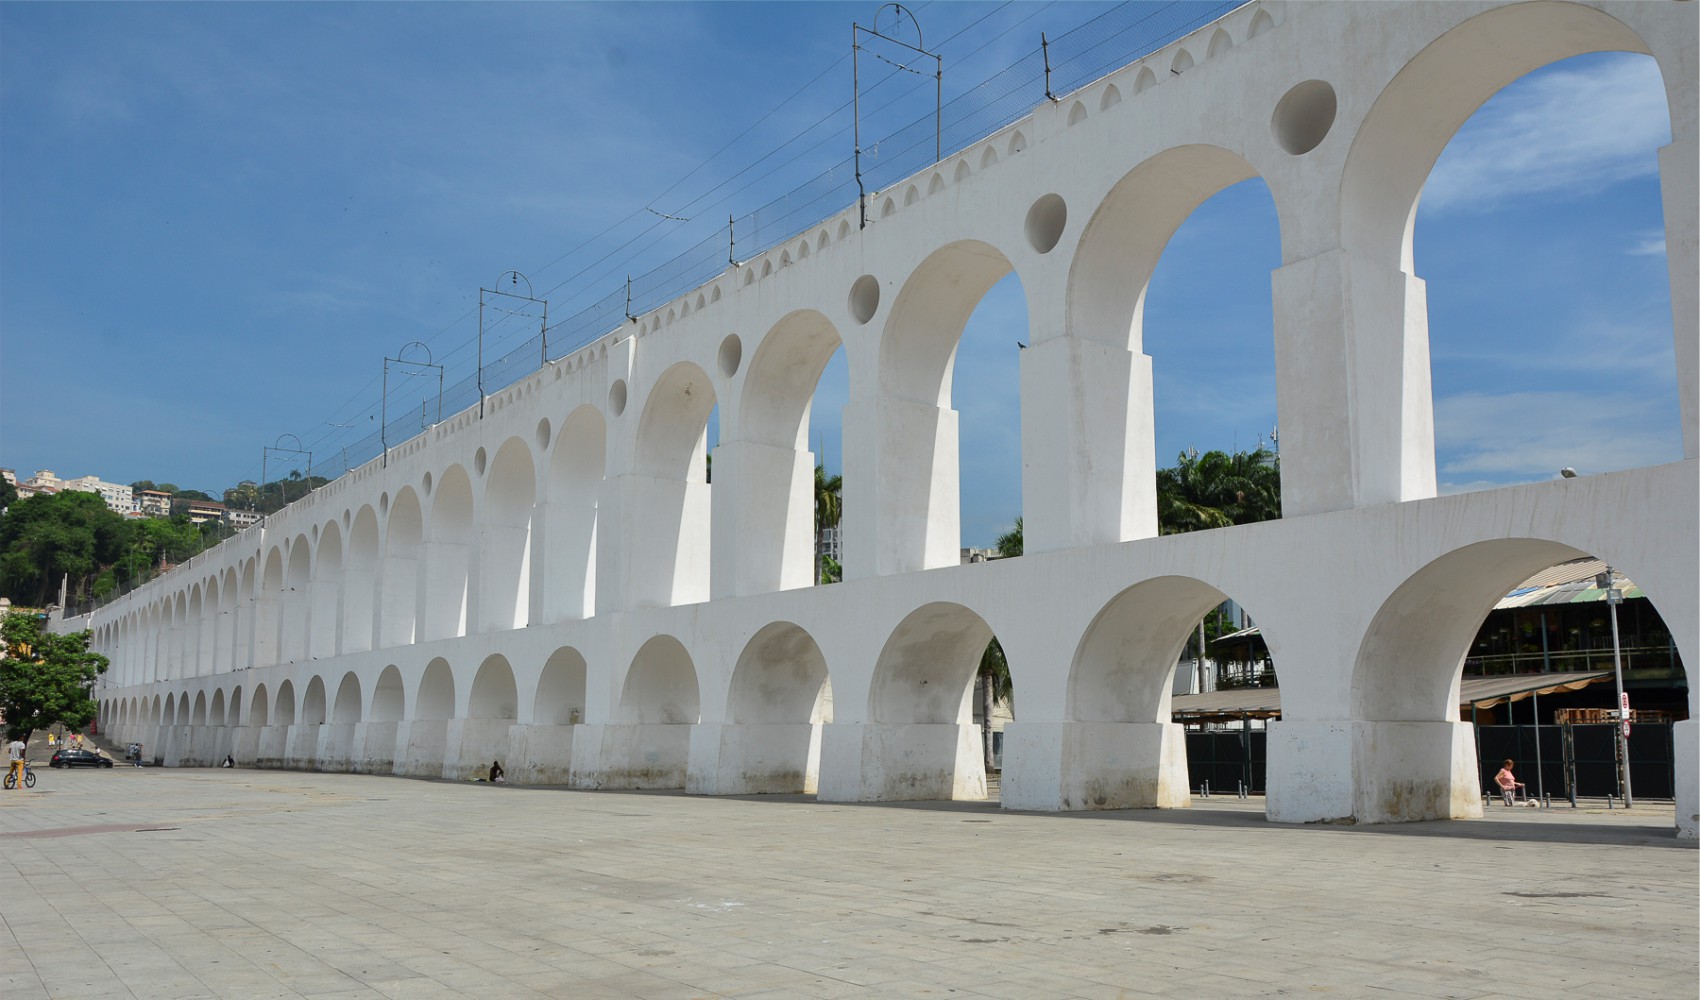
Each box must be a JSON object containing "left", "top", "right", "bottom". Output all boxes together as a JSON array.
[{"left": 2, "top": 766, "right": 1695, "bottom": 1000}]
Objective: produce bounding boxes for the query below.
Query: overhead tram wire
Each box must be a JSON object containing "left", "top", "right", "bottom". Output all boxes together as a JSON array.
[{"left": 258, "top": 2, "right": 1172, "bottom": 489}]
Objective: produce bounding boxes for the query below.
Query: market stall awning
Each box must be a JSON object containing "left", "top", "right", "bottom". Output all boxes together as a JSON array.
[{"left": 1170, "top": 671, "right": 1614, "bottom": 722}]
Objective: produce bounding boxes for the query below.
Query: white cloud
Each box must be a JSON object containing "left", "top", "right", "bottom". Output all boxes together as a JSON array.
[
  {"left": 1627, "top": 232, "right": 1667, "bottom": 256},
  {"left": 1423, "top": 55, "right": 1670, "bottom": 213},
  {"left": 1434, "top": 389, "right": 1682, "bottom": 482}
]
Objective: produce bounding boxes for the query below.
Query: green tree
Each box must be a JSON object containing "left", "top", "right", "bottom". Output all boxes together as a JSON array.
[
  {"left": 994, "top": 517, "right": 1023, "bottom": 558},
  {"left": 977, "top": 636, "right": 1013, "bottom": 771},
  {"left": 0, "top": 491, "right": 133, "bottom": 606},
  {"left": 0, "top": 611, "right": 108, "bottom": 742},
  {"left": 0, "top": 477, "right": 17, "bottom": 511},
  {"left": 1156, "top": 448, "right": 1280, "bottom": 535},
  {"left": 815, "top": 464, "right": 842, "bottom": 585}
]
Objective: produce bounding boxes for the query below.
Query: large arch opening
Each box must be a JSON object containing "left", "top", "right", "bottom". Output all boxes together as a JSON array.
[
  {"left": 282, "top": 536, "right": 312, "bottom": 664},
  {"left": 332, "top": 672, "right": 362, "bottom": 724},
  {"left": 372, "top": 666, "right": 405, "bottom": 722},
  {"left": 476, "top": 438, "right": 536, "bottom": 632},
  {"left": 380, "top": 487, "right": 423, "bottom": 647},
  {"left": 191, "top": 691, "right": 207, "bottom": 727},
  {"left": 735, "top": 310, "right": 846, "bottom": 592},
  {"left": 871, "top": 241, "right": 1026, "bottom": 574},
  {"left": 1342, "top": 4, "right": 1689, "bottom": 491},
  {"left": 534, "top": 647, "right": 587, "bottom": 726},
  {"left": 209, "top": 688, "right": 226, "bottom": 727},
  {"left": 344, "top": 505, "right": 380, "bottom": 653},
  {"left": 469, "top": 654, "right": 518, "bottom": 720},
  {"left": 274, "top": 680, "right": 296, "bottom": 727},
  {"left": 1067, "top": 576, "right": 1271, "bottom": 810},
  {"left": 1353, "top": 541, "right": 1691, "bottom": 821},
  {"left": 619, "top": 635, "right": 701, "bottom": 725},
  {"left": 862, "top": 602, "right": 1003, "bottom": 801},
  {"left": 1070, "top": 145, "right": 1280, "bottom": 542},
  {"left": 423, "top": 466, "right": 474, "bottom": 640},
  {"left": 312, "top": 521, "right": 343, "bottom": 659},
  {"left": 228, "top": 684, "right": 242, "bottom": 727},
  {"left": 301, "top": 676, "right": 327, "bottom": 726},
  {"left": 718, "top": 622, "right": 833, "bottom": 795},
  {"left": 236, "top": 557, "right": 257, "bottom": 670},
  {"left": 541, "top": 406, "right": 605, "bottom": 622},
  {"left": 416, "top": 658, "right": 455, "bottom": 720},
  {"left": 250, "top": 685, "right": 270, "bottom": 728},
  {"left": 630, "top": 363, "right": 717, "bottom": 607}
]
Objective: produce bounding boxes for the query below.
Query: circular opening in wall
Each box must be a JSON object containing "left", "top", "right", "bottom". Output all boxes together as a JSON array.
[
  {"left": 474, "top": 447, "right": 487, "bottom": 476},
  {"left": 1024, "top": 193, "right": 1068, "bottom": 254},
  {"left": 1272, "top": 79, "right": 1336, "bottom": 155},
  {"left": 849, "top": 274, "right": 880, "bottom": 324},
  {"left": 608, "top": 379, "right": 628, "bottom": 417},
  {"left": 422, "top": 471, "right": 433, "bottom": 497},
  {"left": 718, "top": 333, "right": 743, "bottom": 377},
  {"left": 536, "top": 418, "right": 552, "bottom": 451}
]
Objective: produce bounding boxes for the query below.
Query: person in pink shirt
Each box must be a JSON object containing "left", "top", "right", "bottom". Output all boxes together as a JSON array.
[{"left": 1495, "top": 759, "right": 1525, "bottom": 806}]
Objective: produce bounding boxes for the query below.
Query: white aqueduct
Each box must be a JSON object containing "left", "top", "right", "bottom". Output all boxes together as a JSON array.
[{"left": 84, "top": 1, "right": 1698, "bottom": 834}]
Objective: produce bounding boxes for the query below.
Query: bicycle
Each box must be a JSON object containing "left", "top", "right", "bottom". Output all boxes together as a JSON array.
[{"left": 4, "top": 761, "right": 36, "bottom": 789}]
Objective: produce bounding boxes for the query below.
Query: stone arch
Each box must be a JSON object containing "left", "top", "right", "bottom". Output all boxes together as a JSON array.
[
  {"left": 332, "top": 672, "right": 362, "bottom": 724},
  {"left": 171, "top": 592, "right": 187, "bottom": 680},
  {"left": 477, "top": 437, "right": 537, "bottom": 632},
  {"left": 282, "top": 535, "right": 312, "bottom": 664},
  {"left": 869, "top": 602, "right": 993, "bottom": 725},
  {"left": 728, "top": 622, "right": 830, "bottom": 725},
  {"left": 1067, "top": 101, "right": 1087, "bottom": 126},
  {"left": 1248, "top": 8, "right": 1274, "bottom": 39},
  {"left": 1133, "top": 66, "right": 1157, "bottom": 94},
  {"left": 927, "top": 172, "right": 945, "bottom": 195},
  {"left": 1170, "top": 48, "right": 1194, "bottom": 74},
  {"left": 423, "top": 465, "right": 474, "bottom": 640},
  {"left": 274, "top": 680, "right": 297, "bottom": 727},
  {"left": 1346, "top": 538, "right": 1692, "bottom": 823},
  {"left": 1100, "top": 83, "right": 1122, "bottom": 110},
  {"left": 209, "top": 688, "right": 226, "bottom": 726},
  {"left": 619, "top": 635, "right": 700, "bottom": 725},
  {"left": 874, "top": 239, "right": 1025, "bottom": 574},
  {"left": 311, "top": 520, "right": 343, "bottom": 659},
  {"left": 250, "top": 685, "right": 270, "bottom": 728},
  {"left": 372, "top": 666, "right": 405, "bottom": 722},
  {"left": 543, "top": 405, "right": 606, "bottom": 622},
  {"left": 381, "top": 486, "right": 423, "bottom": 646},
  {"left": 1341, "top": 3, "right": 1658, "bottom": 274},
  {"left": 630, "top": 362, "right": 717, "bottom": 607},
  {"left": 1207, "top": 27, "right": 1232, "bottom": 58},
  {"left": 416, "top": 658, "right": 455, "bottom": 720},
  {"left": 469, "top": 654, "right": 519, "bottom": 719},
  {"left": 1340, "top": 3, "right": 1691, "bottom": 463},
  {"left": 903, "top": 184, "right": 919, "bottom": 207},
  {"left": 238, "top": 557, "right": 257, "bottom": 669},
  {"left": 1071, "top": 576, "right": 1260, "bottom": 724},
  {"left": 1069, "top": 144, "right": 1267, "bottom": 353},
  {"left": 953, "top": 159, "right": 971, "bottom": 183},
  {"left": 535, "top": 647, "right": 587, "bottom": 726},
  {"left": 344, "top": 504, "right": 380, "bottom": 653},
  {"left": 191, "top": 691, "right": 207, "bottom": 726},
  {"left": 301, "top": 675, "right": 328, "bottom": 726},
  {"left": 733, "top": 309, "right": 846, "bottom": 592},
  {"left": 186, "top": 586, "right": 204, "bottom": 678},
  {"left": 161, "top": 695, "right": 176, "bottom": 728},
  {"left": 228, "top": 684, "right": 242, "bottom": 726}
]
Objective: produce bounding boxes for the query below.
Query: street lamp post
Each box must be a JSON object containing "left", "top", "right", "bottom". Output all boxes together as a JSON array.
[{"left": 1597, "top": 566, "right": 1634, "bottom": 808}]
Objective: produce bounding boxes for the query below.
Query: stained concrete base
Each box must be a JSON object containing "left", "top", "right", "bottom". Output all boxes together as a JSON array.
[{"left": 2, "top": 767, "right": 1693, "bottom": 1000}]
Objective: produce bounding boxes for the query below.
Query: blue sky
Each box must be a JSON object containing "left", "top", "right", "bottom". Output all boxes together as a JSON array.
[{"left": 0, "top": 3, "right": 1681, "bottom": 548}]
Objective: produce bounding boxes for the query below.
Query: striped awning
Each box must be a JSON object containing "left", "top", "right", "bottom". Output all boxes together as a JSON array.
[{"left": 1170, "top": 671, "right": 1614, "bottom": 721}]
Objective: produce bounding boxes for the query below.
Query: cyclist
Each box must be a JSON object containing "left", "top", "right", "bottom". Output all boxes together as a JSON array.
[{"left": 7, "top": 736, "right": 25, "bottom": 790}]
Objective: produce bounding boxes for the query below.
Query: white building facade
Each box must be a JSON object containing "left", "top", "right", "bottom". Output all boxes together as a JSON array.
[{"left": 83, "top": 2, "right": 1698, "bottom": 834}]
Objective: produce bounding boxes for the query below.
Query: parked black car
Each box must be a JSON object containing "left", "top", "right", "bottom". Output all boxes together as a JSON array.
[{"left": 50, "top": 748, "right": 113, "bottom": 768}]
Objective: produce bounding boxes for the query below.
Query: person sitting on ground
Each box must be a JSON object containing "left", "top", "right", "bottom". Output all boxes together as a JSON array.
[
  {"left": 489, "top": 760, "right": 505, "bottom": 784},
  {"left": 1494, "top": 758, "right": 1525, "bottom": 806},
  {"left": 221, "top": 755, "right": 235, "bottom": 768}
]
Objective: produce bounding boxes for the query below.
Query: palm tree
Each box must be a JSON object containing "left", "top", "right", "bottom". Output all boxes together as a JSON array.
[
  {"left": 978, "top": 636, "right": 1013, "bottom": 772},
  {"left": 994, "top": 516, "right": 1023, "bottom": 558},
  {"left": 1156, "top": 448, "right": 1280, "bottom": 534},
  {"left": 814, "top": 464, "right": 842, "bottom": 585}
]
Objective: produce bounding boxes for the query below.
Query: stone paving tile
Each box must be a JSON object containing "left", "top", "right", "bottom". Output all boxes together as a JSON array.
[{"left": 3, "top": 769, "right": 1696, "bottom": 999}]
